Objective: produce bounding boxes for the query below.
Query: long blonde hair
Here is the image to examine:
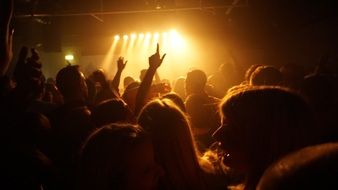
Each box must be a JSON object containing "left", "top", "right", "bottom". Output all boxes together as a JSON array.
[{"left": 138, "top": 98, "right": 213, "bottom": 189}]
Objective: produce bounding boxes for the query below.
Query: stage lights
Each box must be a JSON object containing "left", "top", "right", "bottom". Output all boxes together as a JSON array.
[
  {"left": 112, "top": 30, "right": 183, "bottom": 44},
  {"left": 114, "top": 35, "right": 120, "bottom": 40},
  {"left": 65, "top": 54, "right": 74, "bottom": 61}
]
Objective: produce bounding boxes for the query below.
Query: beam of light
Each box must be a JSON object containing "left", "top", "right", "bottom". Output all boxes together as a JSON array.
[
  {"left": 126, "top": 33, "right": 137, "bottom": 56},
  {"left": 114, "top": 35, "right": 120, "bottom": 41},
  {"left": 131, "top": 33, "right": 137, "bottom": 40},
  {"left": 102, "top": 37, "right": 119, "bottom": 76},
  {"left": 143, "top": 32, "right": 152, "bottom": 54},
  {"left": 169, "top": 29, "right": 186, "bottom": 52},
  {"left": 145, "top": 32, "right": 151, "bottom": 39},
  {"left": 138, "top": 33, "right": 144, "bottom": 40},
  {"left": 154, "top": 32, "right": 159, "bottom": 40},
  {"left": 121, "top": 35, "right": 129, "bottom": 55},
  {"left": 136, "top": 33, "right": 144, "bottom": 48},
  {"left": 65, "top": 54, "right": 74, "bottom": 61},
  {"left": 162, "top": 32, "right": 168, "bottom": 39},
  {"left": 100, "top": 30, "right": 192, "bottom": 85},
  {"left": 161, "top": 32, "right": 170, "bottom": 54}
]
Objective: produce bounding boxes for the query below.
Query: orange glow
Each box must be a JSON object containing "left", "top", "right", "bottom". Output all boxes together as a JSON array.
[
  {"left": 114, "top": 35, "right": 120, "bottom": 40},
  {"left": 99, "top": 30, "right": 206, "bottom": 87}
]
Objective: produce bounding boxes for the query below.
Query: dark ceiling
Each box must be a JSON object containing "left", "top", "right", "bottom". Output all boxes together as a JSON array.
[{"left": 11, "top": 0, "right": 338, "bottom": 58}]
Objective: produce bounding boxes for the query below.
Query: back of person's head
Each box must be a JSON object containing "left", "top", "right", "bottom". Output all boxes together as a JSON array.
[
  {"left": 220, "top": 86, "right": 317, "bottom": 158},
  {"left": 85, "top": 78, "right": 96, "bottom": 106},
  {"left": 91, "top": 98, "right": 133, "bottom": 127},
  {"left": 214, "top": 86, "right": 318, "bottom": 189},
  {"left": 138, "top": 99, "right": 207, "bottom": 189},
  {"left": 244, "top": 64, "right": 263, "bottom": 83},
  {"left": 173, "top": 76, "right": 186, "bottom": 99},
  {"left": 185, "top": 93, "right": 220, "bottom": 131},
  {"left": 250, "top": 66, "right": 283, "bottom": 86},
  {"left": 219, "top": 62, "right": 235, "bottom": 75},
  {"left": 78, "top": 123, "right": 162, "bottom": 190},
  {"left": 123, "top": 76, "right": 135, "bottom": 90},
  {"left": 56, "top": 65, "right": 88, "bottom": 102},
  {"left": 185, "top": 69, "right": 207, "bottom": 95},
  {"left": 257, "top": 142, "right": 338, "bottom": 190},
  {"left": 90, "top": 69, "right": 108, "bottom": 87},
  {"left": 122, "top": 81, "right": 140, "bottom": 112},
  {"left": 162, "top": 92, "right": 186, "bottom": 112}
]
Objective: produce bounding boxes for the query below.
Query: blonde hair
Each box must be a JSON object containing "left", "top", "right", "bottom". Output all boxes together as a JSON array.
[{"left": 138, "top": 98, "right": 214, "bottom": 189}]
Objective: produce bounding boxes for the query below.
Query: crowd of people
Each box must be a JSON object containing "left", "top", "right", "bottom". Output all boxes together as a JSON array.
[{"left": 1, "top": 1, "right": 338, "bottom": 189}]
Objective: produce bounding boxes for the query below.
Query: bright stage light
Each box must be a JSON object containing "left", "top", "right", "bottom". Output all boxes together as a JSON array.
[
  {"left": 139, "top": 33, "right": 145, "bottom": 39},
  {"left": 123, "top": 35, "right": 129, "bottom": 40},
  {"left": 114, "top": 35, "right": 120, "bottom": 40},
  {"left": 154, "top": 32, "right": 159, "bottom": 39},
  {"left": 145, "top": 32, "right": 151, "bottom": 39},
  {"left": 65, "top": 54, "right": 74, "bottom": 61},
  {"left": 131, "top": 33, "right": 137, "bottom": 39}
]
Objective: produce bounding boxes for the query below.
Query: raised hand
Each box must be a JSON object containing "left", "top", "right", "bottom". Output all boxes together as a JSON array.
[
  {"left": 117, "top": 56, "right": 127, "bottom": 71},
  {"left": 148, "top": 43, "right": 166, "bottom": 70}
]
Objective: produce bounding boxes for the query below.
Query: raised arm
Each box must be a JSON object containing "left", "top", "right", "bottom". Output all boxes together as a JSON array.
[
  {"left": 112, "top": 56, "right": 127, "bottom": 95},
  {"left": 0, "top": 0, "right": 13, "bottom": 76},
  {"left": 134, "top": 44, "right": 166, "bottom": 115}
]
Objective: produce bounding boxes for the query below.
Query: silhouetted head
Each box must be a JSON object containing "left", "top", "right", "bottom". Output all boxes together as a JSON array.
[
  {"left": 244, "top": 64, "right": 263, "bottom": 83},
  {"left": 79, "top": 123, "right": 163, "bottom": 190},
  {"left": 122, "top": 81, "right": 140, "bottom": 112},
  {"left": 257, "top": 142, "right": 338, "bottom": 190},
  {"left": 185, "top": 69, "right": 207, "bottom": 96},
  {"left": 161, "top": 92, "right": 186, "bottom": 112},
  {"left": 123, "top": 76, "right": 135, "bottom": 90},
  {"left": 56, "top": 65, "right": 88, "bottom": 103},
  {"left": 250, "top": 66, "right": 283, "bottom": 86},
  {"left": 90, "top": 69, "right": 108, "bottom": 87},
  {"left": 213, "top": 86, "right": 317, "bottom": 189},
  {"left": 91, "top": 98, "right": 133, "bottom": 127},
  {"left": 173, "top": 76, "right": 186, "bottom": 100}
]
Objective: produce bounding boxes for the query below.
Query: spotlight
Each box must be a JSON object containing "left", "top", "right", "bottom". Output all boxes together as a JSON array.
[
  {"left": 145, "top": 32, "right": 151, "bottom": 39},
  {"left": 139, "top": 33, "right": 145, "bottom": 39},
  {"left": 154, "top": 32, "right": 159, "bottom": 39},
  {"left": 65, "top": 54, "right": 74, "bottom": 61},
  {"left": 114, "top": 35, "right": 120, "bottom": 40},
  {"left": 131, "top": 33, "right": 137, "bottom": 39},
  {"left": 123, "top": 35, "right": 129, "bottom": 40},
  {"left": 162, "top": 32, "right": 168, "bottom": 37}
]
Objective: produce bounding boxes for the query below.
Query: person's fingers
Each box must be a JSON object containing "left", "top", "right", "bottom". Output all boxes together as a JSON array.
[
  {"left": 161, "top": 53, "right": 166, "bottom": 62},
  {"left": 156, "top": 43, "right": 159, "bottom": 54},
  {"left": 125, "top": 61, "right": 128, "bottom": 65}
]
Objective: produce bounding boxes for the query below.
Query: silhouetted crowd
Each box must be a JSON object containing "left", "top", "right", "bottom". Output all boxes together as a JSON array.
[{"left": 1, "top": 1, "right": 338, "bottom": 190}]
